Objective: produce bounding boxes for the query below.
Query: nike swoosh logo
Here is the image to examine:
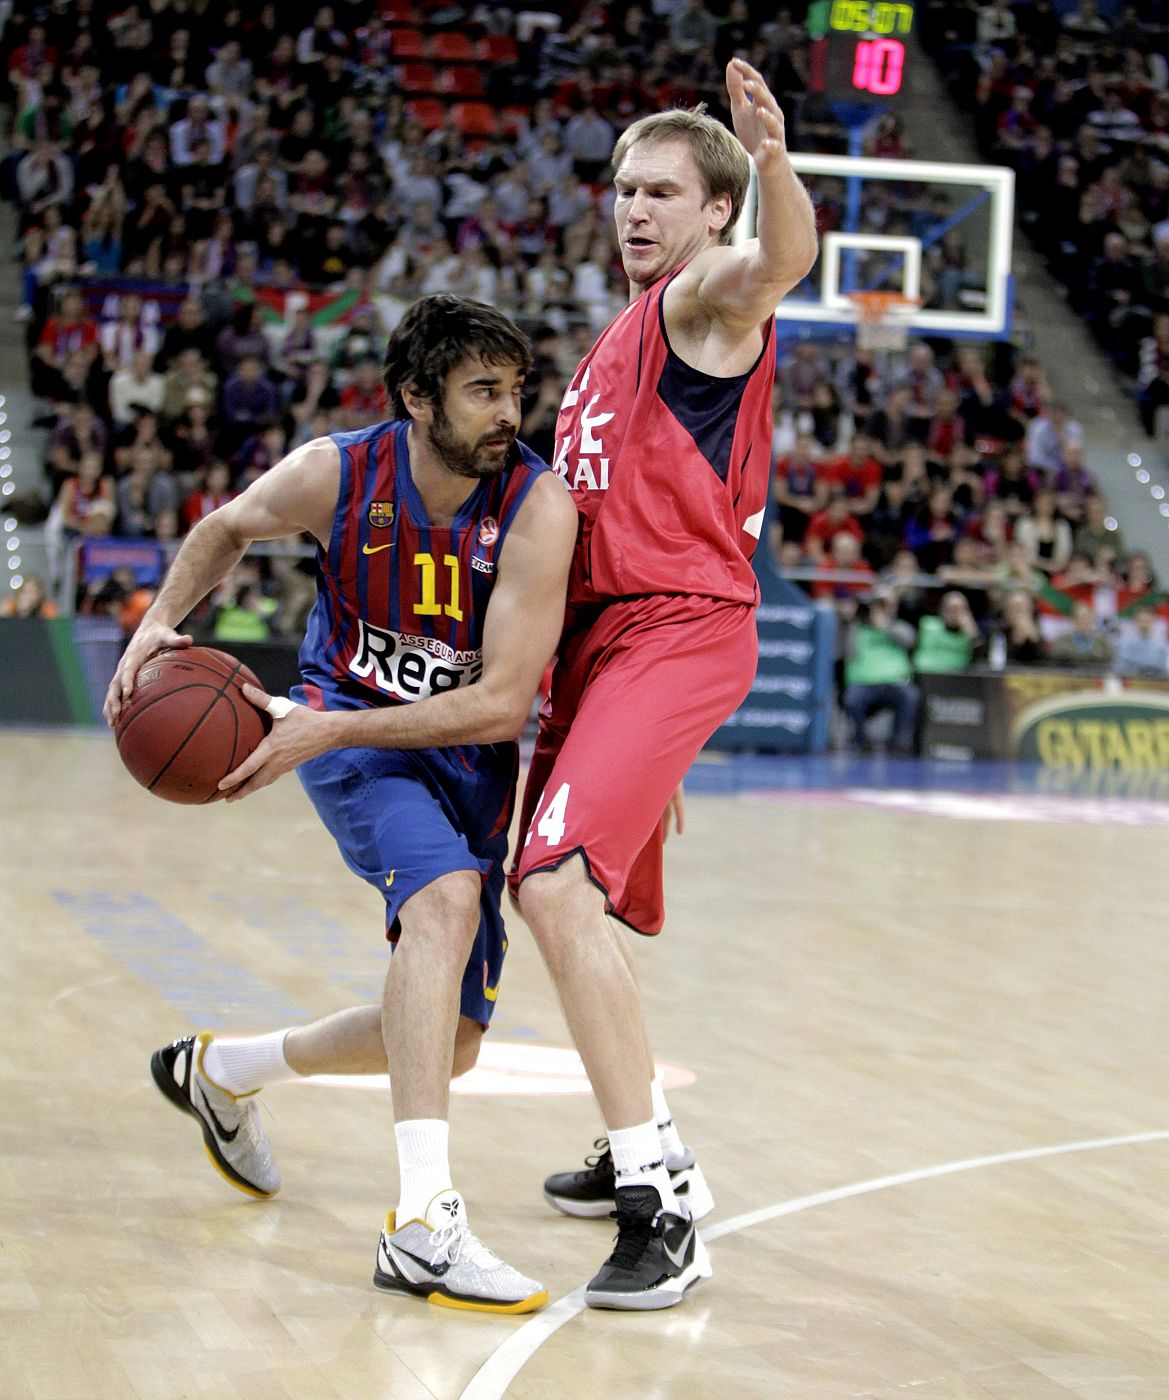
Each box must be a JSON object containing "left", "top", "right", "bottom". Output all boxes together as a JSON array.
[
  {"left": 198, "top": 1087, "right": 239, "bottom": 1143},
  {"left": 362, "top": 542, "right": 393, "bottom": 556},
  {"left": 662, "top": 1222, "right": 694, "bottom": 1271},
  {"left": 386, "top": 1240, "right": 451, "bottom": 1278},
  {"left": 384, "top": 871, "right": 395, "bottom": 888}
]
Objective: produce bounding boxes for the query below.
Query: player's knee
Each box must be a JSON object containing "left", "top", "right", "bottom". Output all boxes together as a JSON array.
[
  {"left": 451, "top": 1018, "right": 484, "bottom": 1078},
  {"left": 399, "top": 870, "right": 481, "bottom": 958},
  {"left": 517, "top": 859, "right": 595, "bottom": 948}
]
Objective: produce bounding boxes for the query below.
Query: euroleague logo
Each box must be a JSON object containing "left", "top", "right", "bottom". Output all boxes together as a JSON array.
[{"left": 472, "top": 516, "right": 498, "bottom": 575}]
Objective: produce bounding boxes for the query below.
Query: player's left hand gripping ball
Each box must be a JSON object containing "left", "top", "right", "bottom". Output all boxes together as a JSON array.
[{"left": 220, "top": 685, "right": 329, "bottom": 800}]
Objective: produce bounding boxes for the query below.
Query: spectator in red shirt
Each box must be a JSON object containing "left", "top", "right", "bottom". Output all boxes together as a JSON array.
[
  {"left": 771, "top": 431, "right": 825, "bottom": 547},
  {"left": 819, "top": 431, "right": 883, "bottom": 516},
  {"left": 811, "top": 530, "right": 875, "bottom": 599},
  {"left": 340, "top": 357, "right": 388, "bottom": 431},
  {"left": 806, "top": 492, "right": 866, "bottom": 563},
  {"left": 36, "top": 288, "right": 98, "bottom": 370},
  {"left": 181, "top": 461, "right": 237, "bottom": 533},
  {"left": 923, "top": 386, "right": 967, "bottom": 468}
]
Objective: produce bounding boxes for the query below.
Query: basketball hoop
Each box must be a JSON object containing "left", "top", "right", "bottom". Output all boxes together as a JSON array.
[{"left": 846, "top": 290, "right": 920, "bottom": 352}]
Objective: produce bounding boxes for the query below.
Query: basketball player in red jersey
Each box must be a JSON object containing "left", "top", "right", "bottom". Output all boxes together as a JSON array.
[
  {"left": 510, "top": 59, "right": 818, "bottom": 1309},
  {"left": 104, "top": 297, "right": 576, "bottom": 1313}
]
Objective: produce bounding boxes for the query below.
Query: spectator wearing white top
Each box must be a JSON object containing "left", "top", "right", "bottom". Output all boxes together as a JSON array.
[
  {"left": 100, "top": 294, "right": 162, "bottom": 372},
  {"left": 1086, "top": 90, "right": 1143, "bottom": 146},
  {"left": 205, "top": 40, "right": 254, "bottom": 103},
  {"left": 1025, "top": 402, "right": 1084, "bottom": 474},
  {"left": 110, "top": 349, "right": 165, "bottom": 426},
  {"left": 563, "top": 106, "right": 616, "bottom": 181},
  {"left": 1114, "top": 605, "right": 1169, "bottom": 676},
  {"left": 547, "top": 173, "right": 593, "bottom": 230},
  {"left": 169, "top": 96, "right": 226, "bottom": 167},
  {"left": 977, "top": 0, "right": 1017, "bottom": 49},
  {"left": 527, "top": 129, "right": 573, "bottom": 195}
]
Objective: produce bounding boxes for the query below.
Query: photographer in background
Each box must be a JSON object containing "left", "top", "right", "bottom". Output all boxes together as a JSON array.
[{"left": 841, "top": 595, "right": 921, "bottom": 755}]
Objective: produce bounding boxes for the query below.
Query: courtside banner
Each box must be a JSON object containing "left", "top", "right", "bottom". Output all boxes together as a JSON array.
[
  {"left": 1006, "top": 672, "right": 1169, "bottom": 772},
  {"left": 710, "top": 505, "right": 835, "bottom": 753},
  {"left": 922, "top": 670, "right": 1169, "bottom": 770},
  {"left": 920, "top": 671, "right": 1008, "bottom": 762}
]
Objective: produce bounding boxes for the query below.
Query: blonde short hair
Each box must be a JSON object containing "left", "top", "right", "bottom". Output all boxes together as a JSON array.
[{"left": 612, "top": 106, "right": 750, "bottom": 246}]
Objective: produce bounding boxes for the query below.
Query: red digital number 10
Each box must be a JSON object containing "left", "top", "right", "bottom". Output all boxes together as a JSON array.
[{"left": 852, "top": 38, "right": 905, "bottom": 96}]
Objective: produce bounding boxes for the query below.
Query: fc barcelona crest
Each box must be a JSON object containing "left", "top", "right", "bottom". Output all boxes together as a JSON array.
[{"left": 368, "top": 501, "right": 394, "bottom": 529}]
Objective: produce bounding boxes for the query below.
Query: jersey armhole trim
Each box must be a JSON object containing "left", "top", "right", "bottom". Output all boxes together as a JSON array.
[{"left": 656, "top": 278, "right": 775, "bottom": 384}]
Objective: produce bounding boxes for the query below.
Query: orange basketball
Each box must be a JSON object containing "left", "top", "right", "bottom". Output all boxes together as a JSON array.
[{"left": 114, "top": 646, "right": 272, "bottom": 804}]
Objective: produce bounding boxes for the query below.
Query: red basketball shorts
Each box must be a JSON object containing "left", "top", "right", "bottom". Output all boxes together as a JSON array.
[{"left": 509, "top": 593, "right": 758, "bottom": 934}]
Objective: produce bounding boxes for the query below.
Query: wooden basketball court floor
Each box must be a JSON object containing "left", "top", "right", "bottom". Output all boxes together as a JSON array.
[{"left": 4, "top": 729, "right": 1169, "bottom": 1399}]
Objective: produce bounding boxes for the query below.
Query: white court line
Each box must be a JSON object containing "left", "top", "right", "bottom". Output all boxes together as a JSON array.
[{"left": 459, "top": 1129, "right": 1169, "bottom": 1400}]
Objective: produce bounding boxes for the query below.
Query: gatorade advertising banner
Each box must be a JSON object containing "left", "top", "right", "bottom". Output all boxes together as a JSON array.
[
  {"left": 922, "top": 670, "right": 1169, "bottom": 770},
  {"left": 1006, "top": 673, "right": 1169, "bottom": 771}
]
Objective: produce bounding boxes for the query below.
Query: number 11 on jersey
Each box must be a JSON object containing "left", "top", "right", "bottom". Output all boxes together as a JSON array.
[{"left": 413, "top": 552, "right": 464, "bottom": 621}]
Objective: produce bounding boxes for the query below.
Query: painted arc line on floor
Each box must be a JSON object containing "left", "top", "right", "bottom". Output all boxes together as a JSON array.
[
  {"left": 288, "top": 1044, "right": 697, "bottom": 1097},
  {"left": 458, "top": 1128, "right": 1169, "bottom": 1400}
]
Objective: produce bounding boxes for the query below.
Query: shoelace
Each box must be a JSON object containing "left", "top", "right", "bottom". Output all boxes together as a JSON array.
[
  {"left": 582, "top": 1137, "right": 611, "bottom": 1171},
  {"left": 238, "top": 1098, "right": 275, "bottom": 1153},
  {"left": 606, "top": 1211, "right": 657, "bottom": 1271},
  {"left": 428, "top": 1220, "right": 506, "bottom": 1272}
]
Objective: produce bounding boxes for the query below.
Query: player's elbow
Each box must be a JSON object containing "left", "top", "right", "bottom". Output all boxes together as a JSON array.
[
  {"left": 793, "top": 235, "right": 819, "bottom": 282},
  {"left": 477, "top": 687, "right": 531, "bottom": 743}
]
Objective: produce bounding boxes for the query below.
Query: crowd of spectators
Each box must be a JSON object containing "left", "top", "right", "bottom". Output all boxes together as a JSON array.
[
  {"left": 5, "top": 0, "right": 1168, "bottom": 749},
  {"left": 770, "top": 329, "right": 1169, "bottom": 749},
  {"left": 4, "top": 0, "right": 831, "bottom": 628},
  {"left": 920, "top": 0, "right": 1169, "bottom": 435}
]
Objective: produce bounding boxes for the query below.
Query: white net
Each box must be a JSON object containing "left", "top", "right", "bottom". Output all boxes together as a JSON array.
[{"left": 849, "top": 295, "right": 918, "bottom": 352}]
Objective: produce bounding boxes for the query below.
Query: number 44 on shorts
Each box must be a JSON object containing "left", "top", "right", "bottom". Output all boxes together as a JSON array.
[{"left": 526, "top": 782, "right": 570, "bottom": 847}]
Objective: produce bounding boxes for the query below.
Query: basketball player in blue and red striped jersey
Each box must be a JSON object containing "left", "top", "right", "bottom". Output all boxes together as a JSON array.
[
  {"left": 104, "top": 295, "right": 576, "bottom": 1314},
  {"left": 509, "top": 60, "right": 819, "bottom": 1309}
]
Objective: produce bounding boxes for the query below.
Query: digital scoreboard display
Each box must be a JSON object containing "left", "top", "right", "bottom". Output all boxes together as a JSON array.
[{"left": 807, "top": 0, "right": 915, "bottom": 102}]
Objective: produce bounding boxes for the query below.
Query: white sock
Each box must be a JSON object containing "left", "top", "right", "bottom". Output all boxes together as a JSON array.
[
  {"left": 200, "top": 1030, "right": 297, "bottom": 1096},
  {"left": 651, "top": 1076, "right": 686, "bottom": 1165},
  {"left": 609, "top": 1119, "right": 678, "bottom": 1211},
  {"left": 395, "top": 1119, "right": 452, "bottom": 1225}
]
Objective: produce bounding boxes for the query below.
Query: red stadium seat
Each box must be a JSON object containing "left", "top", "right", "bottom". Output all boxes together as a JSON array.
[
  {"left": 478, "top": 35, "right": 518, "bottom": 64},
  {"left": 431, "top": 32, "right": 474, "bottom": 61},
  {"left": 499, "top": 105, "right": 530, "bottom": 136},
  {"left": 390, "top": 28, "right": 427, "bottom": 58},
  {"left": 451, "top": 102, "right": 498, "bottom": 137},
  {"left": 407, "top": 98, "right": 446, "bottom": 131},
  {"left": 379, "top": 0, "right": 415, "bottom": 19},
  {"left": 441, "top": 66, "right": 485, "bottom": 98},
  {"left": 397, "top": 61, "right": 439, "bottom": 92}
]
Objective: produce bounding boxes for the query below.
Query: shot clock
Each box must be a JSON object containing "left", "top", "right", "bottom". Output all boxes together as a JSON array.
[{"left": 807, "top": 0, "right": 915, "bottom": 103}]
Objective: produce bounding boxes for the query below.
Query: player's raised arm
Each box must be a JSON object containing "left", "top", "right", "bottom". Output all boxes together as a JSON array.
[
  {"left": 693, "top": 59, "right": 818, "bottom": 330},
  {"left": 102, "top": 438, "right": 340, "bottom": 725}
]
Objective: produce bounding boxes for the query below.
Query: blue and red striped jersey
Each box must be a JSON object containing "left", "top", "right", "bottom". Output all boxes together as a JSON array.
[{"left": 299, "top": 420, "right": 548, "bottom": 709}]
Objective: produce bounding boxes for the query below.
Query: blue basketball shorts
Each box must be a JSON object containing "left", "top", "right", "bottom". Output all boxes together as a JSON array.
[{"left": 296, "top": 721, "right": 518, "bottom": 1027}]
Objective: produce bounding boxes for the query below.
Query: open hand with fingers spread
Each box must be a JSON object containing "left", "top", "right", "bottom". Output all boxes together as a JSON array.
[
  {"left": 103, "top": 620, "right": 193, "bottom": 726},
  {"left": 726, "top": 58, "right": 788, "bottom": 175}
]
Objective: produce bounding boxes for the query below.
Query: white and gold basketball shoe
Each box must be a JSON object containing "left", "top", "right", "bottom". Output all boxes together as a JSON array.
[
  {"left": 150, "top": 1032, "right": 280, "bottom": 1198},
  {"left": 374, "top": 1189, "right": 547, "bottom": 1313}
]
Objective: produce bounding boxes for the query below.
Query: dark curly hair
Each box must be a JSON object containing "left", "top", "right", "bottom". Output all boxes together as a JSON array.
[{"left": 382, "top": 294, "right": 533, "bottom": 418}]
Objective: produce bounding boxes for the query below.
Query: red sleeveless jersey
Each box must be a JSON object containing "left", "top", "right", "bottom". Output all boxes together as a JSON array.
[{"left": 551, "top": 267, "right": 776, "bottom": 606}]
